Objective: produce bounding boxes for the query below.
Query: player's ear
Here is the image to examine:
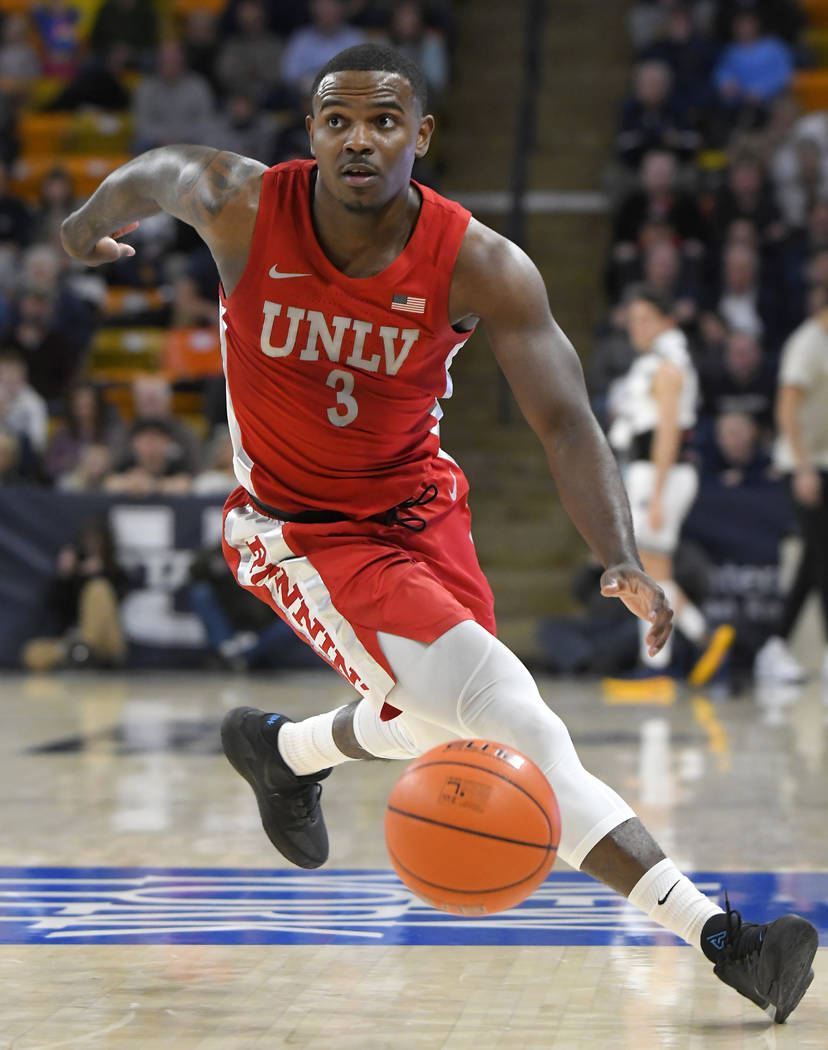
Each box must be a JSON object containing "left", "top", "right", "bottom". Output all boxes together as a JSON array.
[
  {"left": 415, "top": 114, "right": 435, "bottom": 159},
  {"left": 305, "top": 114, "right": 316, "bottom": 157}
]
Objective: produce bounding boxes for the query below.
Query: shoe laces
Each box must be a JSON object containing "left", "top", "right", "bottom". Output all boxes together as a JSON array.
[
  {"left": 271, "top": 783, "right": 323, "bottom": 824},
  {"left": 721, "top": 892, "right": 765, "bottom": 962}
]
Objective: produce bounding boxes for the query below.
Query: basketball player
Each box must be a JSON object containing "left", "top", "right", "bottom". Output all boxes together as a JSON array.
[
  {"left": 61, "top": 44, "right": 816, "bottom": 1023},
  {"left": 610, "top": 285, "right": 734, "bottom": 683}
]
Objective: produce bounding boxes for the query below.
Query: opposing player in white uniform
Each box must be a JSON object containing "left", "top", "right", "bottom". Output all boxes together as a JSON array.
[{"left": 611, "top": 285, "right": 734, "bottom": 682}]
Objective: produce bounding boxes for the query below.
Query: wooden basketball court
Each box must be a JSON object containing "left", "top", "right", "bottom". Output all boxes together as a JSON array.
[{"left": 0, "top": 667, "right": 824, "bottom": 1048}]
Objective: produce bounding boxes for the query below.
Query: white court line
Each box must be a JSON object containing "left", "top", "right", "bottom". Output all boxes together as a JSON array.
[{"left": 8, "top": 1011, "right": 136, "bottom": 1050}]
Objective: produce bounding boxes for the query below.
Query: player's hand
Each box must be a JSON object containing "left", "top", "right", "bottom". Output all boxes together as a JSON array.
[
  {"left": 647, "top": 494, "right": 664, "bottom": 533},
  {"left": 61, "top": 221, "right": 138, "bottom": 267},
  {"left": 600, "top": 563, "right": 673, "bottom": 656}
]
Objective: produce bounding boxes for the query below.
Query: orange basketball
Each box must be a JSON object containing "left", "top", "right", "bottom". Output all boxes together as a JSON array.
[{"left": 385, "top": 738, "right": 560, "bottom": 915}]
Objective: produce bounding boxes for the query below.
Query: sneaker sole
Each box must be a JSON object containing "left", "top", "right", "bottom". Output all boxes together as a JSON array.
[
  {"left": 760, "top": 915, "right": 819, "bottom": 1023},
  {"left": 221, "top": 706, "right": 328, "bottom": 869}
]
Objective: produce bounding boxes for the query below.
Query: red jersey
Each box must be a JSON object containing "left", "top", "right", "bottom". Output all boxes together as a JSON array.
[{"left": 218, "top": 159, "right": 475, "bottom": 517}]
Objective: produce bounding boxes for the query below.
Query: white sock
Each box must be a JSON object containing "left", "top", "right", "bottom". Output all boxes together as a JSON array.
[
  {"left": 628, "top": 858, "right": 723, "bottom": 951},
  {"left": 277, "top": 708, "right": 353, "bottom": 775}
]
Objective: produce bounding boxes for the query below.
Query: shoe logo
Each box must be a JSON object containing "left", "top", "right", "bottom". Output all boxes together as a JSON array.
[
  {"left": 448, "top": 472, "right": 458, "bottom": 501},
  {"left": 269, "top": 264, "right": 311, "bottom": 279},
  {"left": 657, "top": 880, "right": 680, "bottom": 906},
  {"left": 707, "top": 930, "right": 728, "bottom": 951}
]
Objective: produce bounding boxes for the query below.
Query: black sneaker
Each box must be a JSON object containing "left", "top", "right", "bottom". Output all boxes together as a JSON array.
[
  {"left": 220, "top": 706, "right": 332, "bottom": 869},
  {"left": 705, "top": 899, "right": 818, "bottom": 1023}
]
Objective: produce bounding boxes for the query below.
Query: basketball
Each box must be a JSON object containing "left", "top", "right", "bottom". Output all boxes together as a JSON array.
[{"left": 385, "top": 739, "right": 561, "bottom": 915}]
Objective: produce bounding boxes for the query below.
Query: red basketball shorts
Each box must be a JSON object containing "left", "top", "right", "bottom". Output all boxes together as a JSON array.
[{"left": 221, "top": 469, "right": 495, "bottom": 719}]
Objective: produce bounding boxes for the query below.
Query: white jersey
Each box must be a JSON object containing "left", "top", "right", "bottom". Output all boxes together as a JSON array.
[{"left": 608, "top": 327, "right": 698, "bottom": 457}]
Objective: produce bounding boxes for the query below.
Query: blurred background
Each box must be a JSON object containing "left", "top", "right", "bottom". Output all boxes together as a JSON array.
[{"left": 0, "top": 0, "right": 826, "bottom": 693}]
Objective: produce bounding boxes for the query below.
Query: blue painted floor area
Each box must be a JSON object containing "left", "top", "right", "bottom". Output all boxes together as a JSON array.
[{"left": 1, "top": 868, "right": 826, "bottom": 946}]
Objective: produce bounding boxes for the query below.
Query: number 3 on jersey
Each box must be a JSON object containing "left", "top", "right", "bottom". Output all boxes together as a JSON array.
[{"left": 326, "top": 368, "right": 358, "bottom": 427}]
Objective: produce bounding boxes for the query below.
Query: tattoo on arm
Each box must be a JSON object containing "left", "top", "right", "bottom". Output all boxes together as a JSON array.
[{"left": 176, "top": 149, "right": 256, "bottom": 227}]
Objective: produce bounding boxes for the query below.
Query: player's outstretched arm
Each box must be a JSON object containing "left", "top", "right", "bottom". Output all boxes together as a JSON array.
[
  {"left": 451, "top": 220, "right": 672, "bottom": 653},
  {"left": 61, "top": 146, "right": 266, "bottom": 289}
]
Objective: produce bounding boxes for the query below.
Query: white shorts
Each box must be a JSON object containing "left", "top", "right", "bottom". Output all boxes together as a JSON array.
[{"left": 625, "top": 460, "right": 698, "bottom": 555}]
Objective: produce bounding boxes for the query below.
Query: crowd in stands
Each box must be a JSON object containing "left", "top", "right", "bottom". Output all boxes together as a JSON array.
[
  {"left": 0, "top": 0, "right": 455, "bottom": 497},
  {"left": 590, "top": 0, "right": 828, "bottom": 684}
]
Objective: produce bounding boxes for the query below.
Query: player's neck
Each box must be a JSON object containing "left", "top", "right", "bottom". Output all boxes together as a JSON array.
[{"left": 310, "top": 179, "right": 421, "bottom": 278}]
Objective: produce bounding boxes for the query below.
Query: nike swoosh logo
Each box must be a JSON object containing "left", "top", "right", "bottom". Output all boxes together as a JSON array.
[
  {"left": 269, "top": 265, "right": 311, "bottom": 279},
  {"left": 657, "top": 880, "right": 680, "bottom": 906},
  {"left": 448, "top": 472, "right": 458, "bottom": 501}
]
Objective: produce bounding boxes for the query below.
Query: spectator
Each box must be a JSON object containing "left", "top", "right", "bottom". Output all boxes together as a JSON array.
[
  {"left": 187, "top": 541, "right": 322, "bottom": 671},
  {"left": 125, "top": 374, "right": 204, "bottom": 474},
  {"left": 714, "top": 242, "right": 785, "bottom": 350},
  {"left": 704, "top": 151, "right": 787, "bottom": 255},
  {"left": 31, "top": 1, "right": 82, "bottom": 78},
  {"left": 713, "top": 0, "right": 806, "bottom": 50},
  {"left": 755, "top": 303, "right": 828, "bottom": 682},
  {"left": 699, "top": 327, "right": 777, "bottom": 436},
  {"left": 104, "top": 417, "right": 193, "bottom": 496},
  {"left": 192, "top": 425, "right": 236, "bottom": 496},
  {"left": 281, "top": 0, "right": 364, "bottom": 98},
  {"left": 216, "top": 0, "right": 284, "bottom": 105},
  {"left": 640, "top": 237, "right": 702, "bottom": 326},
  {"left": 0, "top": 158, "right": 32, "bottom": 250},
  {"left": 207, "top": 91, "right": 277, "bottom": 164},
  {"left": 131, "top": 40, "right": 216, "bottom": 152},
  {"left": 383, "top": 1, "right": 449, "bottom": 104},
  {"left": 218, "top": 0, "right": 311, "bottom": 38},
  {"left": 0, "top": 12, "right": 41, "bottom": 105},
  {"left": 705, "top": 409, "right": 773, "bottom": 487},
  {"left": 43, "top": 42, "right": 132, "bottom": 113},
  {"left": 182, "top": 9, "right": 222, "bottom": 100},
  {"left": 0, "top": 347, "right": 48, "bottom": 453},
  {"left": 712, "top": 9, "right": 793, "bottom": 125},
  {"left": 773, "top": 138, "right": 828, "bottom": 230},
  {"left": 88, "top": 0, "right": 160, "bottom": 70},
  {"left": 57, "top": 443, "right": 114, "bottom": 492},
  {"left": 30, "top": 166, "right": 79, "bottom": 250},
  {"left": 21, "top": 516, "right": 130, "bottom": 671},
  {"left": 45, "top": 380, "right": 124, "bottom": 480},
  {"left": 615, "top": 59, "right": 700, "bottom": 170}
]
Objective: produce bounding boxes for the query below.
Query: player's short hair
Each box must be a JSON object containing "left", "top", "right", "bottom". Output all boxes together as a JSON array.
[
  {"left": 623, "top": 283, "right": 675, "bottom": 319},
  {"left": 311, "top": 43, "right": 428, "bottom": 114}
]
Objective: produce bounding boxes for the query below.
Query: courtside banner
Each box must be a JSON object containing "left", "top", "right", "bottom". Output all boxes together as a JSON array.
[{"left": 0, "top": 486, "right": 226, "bottom": 666}]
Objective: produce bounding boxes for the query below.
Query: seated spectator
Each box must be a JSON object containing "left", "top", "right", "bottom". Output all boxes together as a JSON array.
[
  {"left": 104, "top": 417, "right": 193, "bottom": 496},
  {"left": 21, "top": 516, "right": 130, "bottom": 672},
  {"left": 713, "top": 241, "right": 786, "bottom": 351},
  {"left": 615, "top": 59, "right": 700, "bottom": 170},
  {"left": 639, "top": 236, "right": 702, "bottom": 326},
  {"left": 1, "top": 283, "right": 90, "bottom": 403},
  {"left": 131, "top": 40, "right": 216, "bottom": 152},
  {"left": 713, "top": 0, "right": 806, "bottom": 50},
  {"left": 704, "top": 151, "right": 787, "bottom": 256},
  {"left": 281, "top": 0, "right": 364, "bottom": 99},
  {"left": 639, "top": 2, "right": 720, "bottom": 133},
  {"left": 208, "top": 91, "right": 277, "bottom": 164},
  {"left": 0, "top": 12, "right": 41, "bottom": 105},
  {"left": 57, "top": 442, "right": 114, "bottom": 492},
  {"left": 31, "top": 1, "right": 83, "bottom": 78},
  {"left": 187, "top": 541, "right": 322, "bottom": 671},
  {"left": 30, "top": 166, "right": 79, "bottom": 250},
  {"left": 43, "top": 42, "right": 132, "bottom": 113},
  {"left": 712, "top": 9, "right": 793, "bottom": 131},
  {"left": 182, "top": 8, "right": 222, "bottom": 100},
  {"left": 611, "top": 149, "right": 706, "bottom": 276},
  {"left": 216, "top": 0, "right": 284, "bottom": 105},
  {"left": 699, "top": 327, "right": 777, "bottom": 436},
  {"left": 0, "top": 158, "right": 32, "bottom": 250},
  {"left": 45, "top": 380, "right": 124, "bottom": 480},
  {"left": 704, "top": 409, "right": 774, "bottom": 487},
  {"left": 192, "top": 425, "right": 236, "bottom": 496},
  {"left": 125, "top": 374, "right": 203, "bottom": 473},
  {"left": 773, "top": 138, "right": 828, "bottom": 231},
  {"left": 88, "top": 0, "right": 160, "bottom": 71},
  {"left": 0, "top": 347, "right": 48, "bottom": 454},
  {"left": 383, "top": 1, "right": 449, "bottom": 104}
]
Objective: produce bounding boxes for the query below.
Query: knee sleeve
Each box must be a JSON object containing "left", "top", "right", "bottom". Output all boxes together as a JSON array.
[
  {"left": 379, "top": 621, "right": 634, "bottom": 868},
  {"left": 352, "top": 699, "right": 459, "bottom": 760}
]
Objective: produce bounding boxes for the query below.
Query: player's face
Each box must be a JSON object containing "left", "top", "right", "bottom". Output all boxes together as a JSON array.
[
  {"left": 307, "top": 70, "right": 433, "bottom": 213},
  {"left": 626, "top": 299, "right": 668, "bottom": 352}
]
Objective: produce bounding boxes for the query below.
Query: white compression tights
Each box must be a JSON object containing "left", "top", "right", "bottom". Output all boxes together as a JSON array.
[{"left": 362, "top": 620, "right": 635, "bottom": 870}]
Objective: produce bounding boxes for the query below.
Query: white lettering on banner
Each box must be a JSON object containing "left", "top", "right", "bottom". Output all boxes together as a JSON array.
[{"left": 259, "top": 301, "right": 420, "bottom": 376}]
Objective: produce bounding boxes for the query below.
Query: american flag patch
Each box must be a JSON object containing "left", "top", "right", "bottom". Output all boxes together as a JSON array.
[{"left": 391, "top": 293, "right": 426, "bottom": 314}]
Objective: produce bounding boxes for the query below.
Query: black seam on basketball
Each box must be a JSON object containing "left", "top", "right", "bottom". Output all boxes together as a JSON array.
[
  {"left": 387, "top": 805, "right": 557, "bottom": 852},
  {"left": 388, "top": 843, "right": 551, "bottom": 896},
  {"left": 395, "top": 759, "right": 557, "bottom": 846}
]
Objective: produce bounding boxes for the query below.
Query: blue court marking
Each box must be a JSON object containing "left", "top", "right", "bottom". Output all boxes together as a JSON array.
[{"left": 0, "top": 868, "right": 825, "bottom": 946}]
